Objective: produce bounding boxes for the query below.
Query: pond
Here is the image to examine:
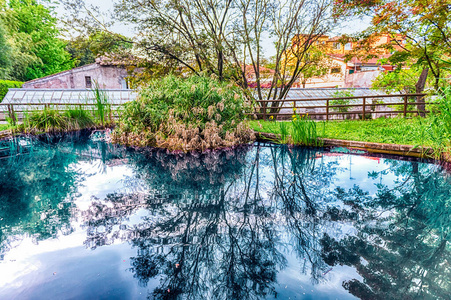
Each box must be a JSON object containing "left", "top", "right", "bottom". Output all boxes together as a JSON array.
[{"left": 0, "top": 131, "right": 450, "bottom": 300}]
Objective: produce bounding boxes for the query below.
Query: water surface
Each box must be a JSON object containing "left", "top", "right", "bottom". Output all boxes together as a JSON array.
[{"left": 0, "top": 131, "right": 450, "bottom": 299}]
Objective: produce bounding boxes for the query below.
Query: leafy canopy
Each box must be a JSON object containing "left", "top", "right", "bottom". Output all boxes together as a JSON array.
[
  {"left": 0, "top": 0, "right": 74, "bottom": 81},
  {"left": 338, "top": 0, "right": 451, "bottom": 90}
]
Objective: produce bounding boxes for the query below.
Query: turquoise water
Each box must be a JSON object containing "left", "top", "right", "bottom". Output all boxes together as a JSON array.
[{"left": 0, "top": 131, "right": 450, "bottom": 299}]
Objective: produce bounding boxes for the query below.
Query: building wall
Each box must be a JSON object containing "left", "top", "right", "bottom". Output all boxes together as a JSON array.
[
  {"left": 22, "top": 63, "right": 129, "bottom": 89},
  {"left": 344, "top": 70, "right": 381, "bottom": 88}
]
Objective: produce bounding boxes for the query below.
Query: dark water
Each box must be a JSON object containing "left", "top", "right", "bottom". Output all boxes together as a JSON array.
[{"left": 0, "top": 131, "right": 450, "bottom": 300}]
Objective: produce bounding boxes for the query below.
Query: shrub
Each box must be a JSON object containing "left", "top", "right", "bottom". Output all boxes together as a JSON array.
[
  {"left": 112, "top": 75, "right": 254, "bottom": 151},
  {"left": 0, "top": 80, "right": 23, "bottom": 102},
  {"left": 331, "top": 90, "right": 355, "bottom": 119}
]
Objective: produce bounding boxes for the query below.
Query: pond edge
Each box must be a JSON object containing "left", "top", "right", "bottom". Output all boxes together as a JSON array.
[{"left": 255, "top": 131, "right": 441, "bottom": 160}]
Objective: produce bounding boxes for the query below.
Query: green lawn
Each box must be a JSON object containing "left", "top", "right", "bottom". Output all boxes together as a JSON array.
[{"left": 249, "top": 117, "right": 434, "bottom": 147}]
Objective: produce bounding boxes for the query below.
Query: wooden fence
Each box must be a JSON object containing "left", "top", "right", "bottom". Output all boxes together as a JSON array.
[
  {"left": 1, "top": 93, "right": 434, "bottom": 125},
  {"left": 252, "top": 93, "right": 431, "bottom": 120}
]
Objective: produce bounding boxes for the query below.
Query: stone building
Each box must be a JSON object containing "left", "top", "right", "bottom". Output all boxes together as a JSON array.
[{"left": 22, "top": 58, "right": 130, "bottom": 89}]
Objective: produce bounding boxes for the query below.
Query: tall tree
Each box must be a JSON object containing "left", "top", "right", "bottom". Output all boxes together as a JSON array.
[
  {"left": 338, "top": 0, "right": 451, "bottom": 90},
  {"left": 0, "top": 21, "right": 12, "bottom": 78},
  {"left": 0, "top": 0, "right": 74, "bottom": 81},
  {"left": 66, "top": 30, "right": 133, "bottom": 67},
  {"left": 63, "top": 0, "right": 339, "bottom": 110}
]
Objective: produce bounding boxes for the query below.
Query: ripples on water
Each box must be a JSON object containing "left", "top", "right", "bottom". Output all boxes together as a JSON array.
[{"left": 0, "top": 131, "right": 450, "bottom": 300}]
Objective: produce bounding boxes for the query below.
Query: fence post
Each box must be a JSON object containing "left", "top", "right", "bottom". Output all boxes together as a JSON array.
[
  {"left": 403, "top": 95, "right": 408, "bottom": 118},
  {"left": 326, "top": 99, "right": 329, "bottom": 121},
  {"left": 362, "top": 98, "right": 366, "bottom": 120}
]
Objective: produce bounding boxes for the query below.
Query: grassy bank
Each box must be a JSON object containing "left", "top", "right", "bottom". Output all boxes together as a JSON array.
[{"left": 250, "top": 117, "right": 435, "bottom": 147}]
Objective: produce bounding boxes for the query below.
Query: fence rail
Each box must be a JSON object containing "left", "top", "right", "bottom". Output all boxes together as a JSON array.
[
  {"left": 0, "top": 93, "right": 434, "bottom": 124},
  {"left": 251, "top": 93, "right": 432, "bottom": 120}
]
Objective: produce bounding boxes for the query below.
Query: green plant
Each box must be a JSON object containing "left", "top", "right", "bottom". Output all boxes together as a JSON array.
[
  {"left": 266, "top": 114, "right": 323, "bottom": 146},
  {"left": 27, "top": 106, "right": 67, "bottom": 132},
  {"left": 0, "top": 80, "right": 23, "bottom": 102},
  {"left": 290, "top": 114, "right": 323, "bottom": 146},
  {"left": 427, "top": 85, "right": 451, "bottom": 157},
  {"left": 279, "top": 121, "right": 289, "bottom": 144},
  {"left": 331, "top": 90, "right": 355, "bottom": 119},
  {"left": 23, "top": 105, "right": 97, "bottom": 133},
  {"left": 91, "top": 81, "right": 111, "bottom": 126},
  {"left": 112, "top": 75, "right": 254, "bottom": 151},
  {"left": 65, "top": 106, "right": 95, "bottom": 130}
]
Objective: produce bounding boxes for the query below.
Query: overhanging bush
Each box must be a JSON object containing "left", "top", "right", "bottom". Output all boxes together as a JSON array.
[
  {"left": 112, "top": 75, "right": 255, "bottom": 151},
  {"left": 0, "top": 80, "right": 23, "bottom": 102}
]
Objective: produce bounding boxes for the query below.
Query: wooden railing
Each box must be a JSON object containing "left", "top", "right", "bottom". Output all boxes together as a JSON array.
[
  {"left": 252, "top": 93, "right": 432, "bottom": 120},
  {"left": 0, "top": 93, "right": 434, "bottom": 125}
]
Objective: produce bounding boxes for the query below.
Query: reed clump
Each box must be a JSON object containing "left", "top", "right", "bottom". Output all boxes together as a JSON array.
[
  {"left": 112, "top": 75, "right": 254, "bottom": 151},
  {"left": 290, "top": 114, "right": 323, "bottom": 147},
  {"left": 23, "top": 105, "right": 97, "bottom": 133},
  {"left": 266, "top": 113, "right": 323, "bottom": 147}
]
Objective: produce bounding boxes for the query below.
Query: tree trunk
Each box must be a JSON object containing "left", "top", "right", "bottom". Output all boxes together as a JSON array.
[{"left": 415, "top": 68, "right": 428, "bottom": 117}]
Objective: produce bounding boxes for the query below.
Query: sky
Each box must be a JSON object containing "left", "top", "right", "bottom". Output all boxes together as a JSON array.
[{"left": 56, "top": 1, "right": 372, "bottom": 59}]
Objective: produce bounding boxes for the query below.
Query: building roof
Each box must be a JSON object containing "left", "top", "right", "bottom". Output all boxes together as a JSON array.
[
  {"left": 243, "top": 65, "right": 275, "bottom": 77},
  {"left": 1, "top": 89, "right": 137, "bottom": 113},
  {"left": 23, "top": 63, "right": 99, "bottom": 85}
]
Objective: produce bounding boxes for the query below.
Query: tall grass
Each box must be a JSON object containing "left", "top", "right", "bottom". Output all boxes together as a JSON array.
[
  {"left": 267, "top": 114, "right": 323, "bottom": 146},
  {"left": 427, "top": 86, "right": 451, "bottom": 157},
  {"left": 291, "top": 114, "right": 323, "bottom": 147},
  {"left": 27, "top": 106, "right": 68, "bottom": 132},
  {"left": 91, "top": 81, "right": 111, "bottom": 126},
  {"left": 22, "top": 105, "right": 96, "bottom": 133},
  {"left": 65, "top": 106, "right": 96, "bottom": 130}
]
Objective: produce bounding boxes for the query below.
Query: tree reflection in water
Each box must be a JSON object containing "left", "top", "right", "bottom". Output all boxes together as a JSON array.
[
  {"left": 81, "top": 144, "right": 343, "bottom": 299},
  {"left": 0, "top": 135, "right": 78, "bottom": 258},
  {"left": 0, "top": 131, "right": 124, "bottom": 259},
  {"left": 321, "top": 160, "right": 451, "bottom": 299},
  {"left": 83, "top": 144, "right": 285, "bottom": 299},
  {"left": 17, "top": 136, "right": 446, "bottom": 300}
]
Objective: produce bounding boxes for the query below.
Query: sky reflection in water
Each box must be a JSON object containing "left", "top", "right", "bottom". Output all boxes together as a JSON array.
[{"left": 0, "top": 131, "right": 450, "bottom": 300}]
